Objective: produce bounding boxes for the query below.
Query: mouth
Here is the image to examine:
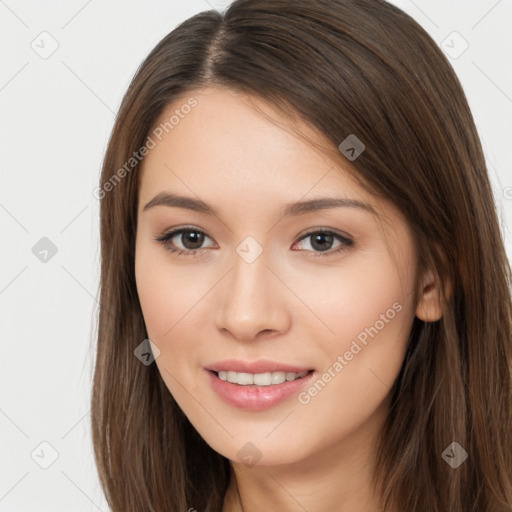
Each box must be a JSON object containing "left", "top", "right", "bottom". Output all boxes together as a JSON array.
[
  {"left": 205, "top": 367, "right": 317, "bottom": 411},
  {"left": 208, "top": 369, "right": 315, "bottom": 386}
]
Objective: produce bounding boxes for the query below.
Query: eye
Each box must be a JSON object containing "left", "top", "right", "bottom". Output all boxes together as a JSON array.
[
  {"left": 155, "top": 227, "right": 216, "bottom": 256},
  {"left": 292, "top": 229, "right": 354, "bottom": 257},
  {"left": 155, "top": 227, "right": 354, "bottom": 258}
]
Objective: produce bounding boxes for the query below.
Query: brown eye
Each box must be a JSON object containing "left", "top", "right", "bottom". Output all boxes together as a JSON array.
[
  {"left": 309, "top": 232, "right": 335, "bottom": 252},
  {"left": 294, "top": 230, "right": 354, "bottom": 257},
  {"left": 176, "top": 230, "right": 205, "bottom": 250},
  {"left": 155, "top": 227, "right": 215, "bottom": 256}
]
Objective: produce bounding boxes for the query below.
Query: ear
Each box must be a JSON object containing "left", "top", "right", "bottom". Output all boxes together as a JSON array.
[{"left": 415, "top": 268, "right": 450, "bottom": 322}]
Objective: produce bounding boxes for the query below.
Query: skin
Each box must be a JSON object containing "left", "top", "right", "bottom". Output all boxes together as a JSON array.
[{"left": 134, "top": 87, "right": 445, "bottom": 512}]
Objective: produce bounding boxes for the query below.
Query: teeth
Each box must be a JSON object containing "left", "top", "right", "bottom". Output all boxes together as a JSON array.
[{"left": 217, "top": 370, "right": 309, "bottom": 386}]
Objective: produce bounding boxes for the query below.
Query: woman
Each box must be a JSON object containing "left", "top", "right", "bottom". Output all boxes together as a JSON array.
[{"left": 91, "top": 1, "right": 512, "bottom": 511}]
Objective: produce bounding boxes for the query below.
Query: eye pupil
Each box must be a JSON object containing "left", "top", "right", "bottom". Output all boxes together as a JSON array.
[
  {"left": 311, "top": 233, "right": 333, "bottom": 252},
  {"left": 182, "top": 231, "right": 204, "bottom": 249}
]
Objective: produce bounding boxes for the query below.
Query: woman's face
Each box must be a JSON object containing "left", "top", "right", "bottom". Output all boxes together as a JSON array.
[{"left": 135, "top": 86, "right": 422, "bottom": 467}]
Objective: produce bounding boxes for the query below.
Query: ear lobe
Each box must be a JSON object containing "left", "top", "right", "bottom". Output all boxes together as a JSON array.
[{"left": 415, "top": 269, "right": 450, "bottom": 322}]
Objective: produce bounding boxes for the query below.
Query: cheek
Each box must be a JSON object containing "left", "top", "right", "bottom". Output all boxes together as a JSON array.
[
  {"left": 296, "top": 248, "right": 416, "bottom": 418},
  {"left": 135, "top": 243, "right": 204, "bottom": 339},
  {"left": 289, "top": 244, "right": 416, "bottom": 349},
  {"left": 134, "top": 243, "right": 211, "bottom": 396},
  {"left": 329, "top": 264, "right": 414, "bottom": 356}
]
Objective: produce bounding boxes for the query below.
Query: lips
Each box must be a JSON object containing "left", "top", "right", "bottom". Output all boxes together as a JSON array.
[{"left": 204, "top": 360, "right": 318, "bottom": 412}]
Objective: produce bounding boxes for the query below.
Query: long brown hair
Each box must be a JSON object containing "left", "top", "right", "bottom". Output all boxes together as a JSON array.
[{"left": 91, "top": 1, "right": 512, "bottom": 510}]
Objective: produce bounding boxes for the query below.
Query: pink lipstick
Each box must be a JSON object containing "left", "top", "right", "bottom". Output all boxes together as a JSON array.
[{"left": 204, "top": 359, "right": 316, "bottom": 411}]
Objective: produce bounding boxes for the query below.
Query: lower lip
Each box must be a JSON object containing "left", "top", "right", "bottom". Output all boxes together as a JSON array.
[{"left": 205, "top": 369, "right": 316, "bottom": 411}]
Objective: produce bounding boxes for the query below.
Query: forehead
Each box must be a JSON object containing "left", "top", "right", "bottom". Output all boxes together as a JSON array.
[{"left": 138, "top": 87, "right": 369, "bottom": 205}]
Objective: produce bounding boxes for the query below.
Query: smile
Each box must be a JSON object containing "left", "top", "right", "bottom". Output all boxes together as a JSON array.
[
  {"left": 206, "top": 368, "right": 317, "bottom": 411},
  {"left": 216, "top": 370, "right": 311, "bottom": 386}
]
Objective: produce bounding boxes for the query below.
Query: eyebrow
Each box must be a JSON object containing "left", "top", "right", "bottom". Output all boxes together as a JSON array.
[{"left": 142, "top": 192, "right": 377, "bottom": 218}]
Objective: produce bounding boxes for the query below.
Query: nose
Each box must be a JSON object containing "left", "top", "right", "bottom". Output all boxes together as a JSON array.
[{"left": 215, "top": 250, "right": 291, "bottom": 342}]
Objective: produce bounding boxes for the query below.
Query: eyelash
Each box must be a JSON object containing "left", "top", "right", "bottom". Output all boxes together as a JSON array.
[{"left": 154, "top": 226, "right": 355, "bottom": 258}]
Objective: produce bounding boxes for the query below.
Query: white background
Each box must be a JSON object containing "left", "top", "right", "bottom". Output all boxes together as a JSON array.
[{"left": 1, "top": 0, "right": 511, "bottom": 510}]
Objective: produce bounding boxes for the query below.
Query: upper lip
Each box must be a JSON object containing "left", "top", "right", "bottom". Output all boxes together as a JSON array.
[{"left": 205, "top": 359, "right": 314, "bottom": 374}]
